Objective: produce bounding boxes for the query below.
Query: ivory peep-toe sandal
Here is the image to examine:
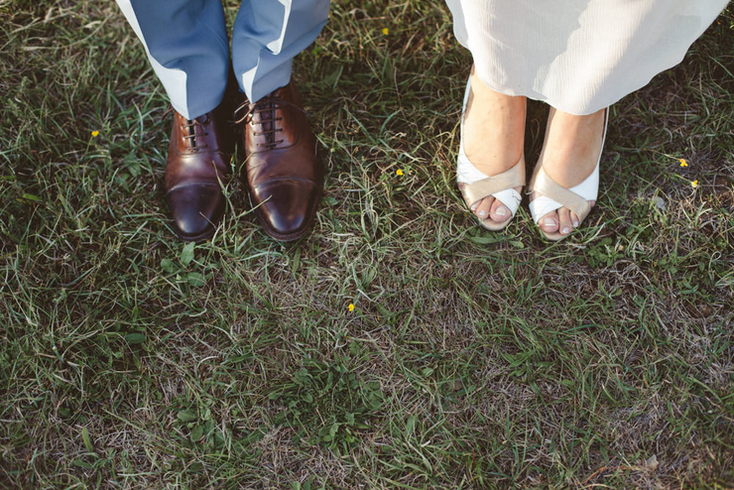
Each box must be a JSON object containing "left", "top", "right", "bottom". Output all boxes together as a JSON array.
[
  {"left": 528, "top": 107, "right": 608, "bottom": 241},
  {"left": 457, "top": 77, "right": 525, "bottom": 232}
]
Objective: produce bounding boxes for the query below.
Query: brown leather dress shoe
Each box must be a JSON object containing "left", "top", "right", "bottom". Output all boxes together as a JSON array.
[
  {"left": 165, "top": 102, "right": 233, "bottom": 241},
  {"left": 235, "top": 82, "right": 323, "bottom": 241}
]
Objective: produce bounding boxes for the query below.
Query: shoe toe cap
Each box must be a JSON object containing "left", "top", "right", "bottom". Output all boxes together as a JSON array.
[
  {"left": 252, "top": 179, "right": 320, "bottom": 239},
  {"left": 166, "top": 185, "right": 225, "bottom": 241}
]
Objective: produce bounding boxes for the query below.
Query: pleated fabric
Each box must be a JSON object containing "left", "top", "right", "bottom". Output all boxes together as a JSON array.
[{"left": 445, "top": 0, "right": 730, "bottom": 115}]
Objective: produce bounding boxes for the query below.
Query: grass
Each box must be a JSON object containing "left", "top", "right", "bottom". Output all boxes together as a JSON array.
[{"left": 1, "top": 0, "right": 733, "bottom": 488}]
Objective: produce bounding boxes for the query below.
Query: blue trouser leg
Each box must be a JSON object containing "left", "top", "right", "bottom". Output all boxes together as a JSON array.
[
  {"left": 115, "top": 0, "right": 330, "bottom": 114},
  {"left": 232, "top": 0, "right": 330, "bottom": 103},
  {"left": 116, "top": 0, "right": 230, "bottom": 119}
]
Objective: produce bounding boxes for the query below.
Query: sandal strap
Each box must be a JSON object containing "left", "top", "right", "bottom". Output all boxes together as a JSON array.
[
  {"left": 528, "top": 164, "right": 592, "bottom": 221},
  {"left": 528, "top": 107, "right": 609, "bottom": 227},
  {"left": 461, "top": 155, "right": 526, "bottom": 209}
]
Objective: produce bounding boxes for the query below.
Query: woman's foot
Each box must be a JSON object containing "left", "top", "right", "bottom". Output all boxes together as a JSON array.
[
  {"left": 529, "top": 107, "right": 607, "bottom": 239},
  {"left": 458, "top": 67, "right": 527, "bottom": 228}
]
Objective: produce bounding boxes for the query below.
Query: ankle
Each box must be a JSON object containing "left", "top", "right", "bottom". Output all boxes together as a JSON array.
[
  {"left": 539, "top": 107, "right": 606, "bottom": 187},
  {"left": 462, "top": 78, "right": 526, "bottom": 175}
]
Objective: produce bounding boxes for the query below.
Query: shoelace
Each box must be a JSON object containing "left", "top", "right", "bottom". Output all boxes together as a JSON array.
[
  {"left": 181, "top": 113, "right": 210, "bottom": 152},
  {"left": 234, "top": 94, "right": 308, "bottom": 150}
]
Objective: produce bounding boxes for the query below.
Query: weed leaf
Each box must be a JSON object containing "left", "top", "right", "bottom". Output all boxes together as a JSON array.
[
  {"left": 81, "top": 427, "right": 93, "bottom": 452},
  {"left": 124, "top": 332, "right": 146, "bottom": 345},
  {"left": 177, "top": 410, "right": 197, "bottom": 422},
  {"left": 180, "top": 242, "right": 195, "bottom": 266}
]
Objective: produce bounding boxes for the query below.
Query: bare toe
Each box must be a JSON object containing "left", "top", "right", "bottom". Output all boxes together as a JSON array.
[
  {"left": 475, "top": 197, "right": 493, "bottom": 221},
  {"left": 539, "top": 211, "right": 559, "bottom": 233},
  {"left": 489, "top": 197, "right": 511, "bottom": 223},
  {"left": 558, "top": 208, "right": 574, "bottom": 235},
  {"left": 569, "top": 211, "right": 580, "bottom": 228},
  {"left": 571, "top": 200, "right": 595, "bottom": 228}
]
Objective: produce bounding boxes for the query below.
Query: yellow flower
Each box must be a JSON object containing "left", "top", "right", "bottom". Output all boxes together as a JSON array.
[
  {"left": 382, "top": 28, "right": 389, "bottom": 35},
  {"left": 396, "top": 169, "right": 404, "bottom": 176},
  {"left": 91, "top": 130, "right": 99, "bottom": 137},
  {"left": 679, "top": 159, "right": 688, "bottom": 167},
  {"left": 691, "top": 180, "right": 698, "bottom": 188},
  {"left": 348, "top": 303, "right": 355, "bottom": 312}
]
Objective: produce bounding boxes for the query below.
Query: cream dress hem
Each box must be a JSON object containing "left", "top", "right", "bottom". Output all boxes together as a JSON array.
[{"left": 446, "top": 0, "right": 730, "bottom": 115}]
